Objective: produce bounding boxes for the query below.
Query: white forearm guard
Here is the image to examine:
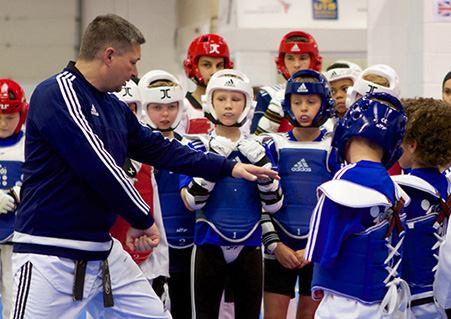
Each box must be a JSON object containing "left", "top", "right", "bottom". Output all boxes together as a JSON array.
[
  {"left": 237, "top": 137, "right": 272, "bottom": 169},
  {"left": 258, "top": 178, "right": 283, "bottom": 213},
  {"left": 261, "top": 212, "right": 280, "bottom": 251},
  {"left": 185, "top": 177, "right": 216, "bottom": 210}
]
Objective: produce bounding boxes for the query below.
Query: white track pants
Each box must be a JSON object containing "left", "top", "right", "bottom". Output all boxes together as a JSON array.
[{"left": 10, "top": 238, "right": 172, "bottom": 319}]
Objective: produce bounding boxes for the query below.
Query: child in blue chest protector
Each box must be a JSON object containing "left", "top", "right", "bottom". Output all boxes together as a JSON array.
[
  {"left": 260, "top": 69, "right": 339, "bottom": 319},
  {"left": 180, "top": 69, "right": 283, "bottom": 319},
  {"left": 137, "top": 69, "right": 194, "bottom": 319},
  {"left": 0, "top": 79, "right": 27, "bottom": 319},
  {"left": 394, "top": 98, "right": 451, "bottom": 319},
  {"left": 305, "top": 92, "right": 411, "bottom": 319}
]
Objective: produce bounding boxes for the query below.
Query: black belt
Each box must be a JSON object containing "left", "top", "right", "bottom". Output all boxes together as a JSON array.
[
  {"left": 101, "top": 260, "right": 114, "bottom": 307},
  {"left": 73, "top": 260, "right": 114, "bottom": 308},
  {"left": 73, "top": 260, "right": 87, "bottom": 301},
  {"left": 410, "top": 296, "right": 434, "bottom": 307}
]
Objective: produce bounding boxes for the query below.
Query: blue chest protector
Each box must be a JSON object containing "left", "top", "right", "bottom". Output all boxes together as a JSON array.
[
  {"left": 271, "top": 135, "right": 332, "bottom": 249},
  {"left": 392, "top": 175, "right": 449, "bottom": 297},
  {"left": 197, "top": 176, "right": 262, "bottom": 243},
  {"left": 312, "top": 179, "right": 408, "bottom": 304},
  {"left": 155, "top": 168, "right": 195, "bottom": 248},
  {"left": 0, "top": 134, "right": 25, "bottom": 243}
]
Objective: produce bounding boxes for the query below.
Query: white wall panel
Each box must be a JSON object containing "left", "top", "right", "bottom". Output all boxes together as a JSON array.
[
  {"left": 368, "top": 0, "right": 451, "bottom": 99},
  {"left": 0, "top": 0, "right": 180, "bottom": 97},
  {"left": 0, "top": 0, "right": 79, "bottom": 97},
  {"left": 81, "top": 0, "right": 179, "bottom": 79}
]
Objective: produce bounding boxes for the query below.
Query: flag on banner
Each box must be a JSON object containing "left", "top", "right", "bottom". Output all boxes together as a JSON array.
[{"left": 434, "top": 0, "right": 451, "bottom": 22}]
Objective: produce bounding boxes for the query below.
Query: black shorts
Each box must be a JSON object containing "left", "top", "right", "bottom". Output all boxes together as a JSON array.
[
  {"left": 264, "top": 258, "right": 314, "bottom": 298},
  {"left": 193, "top": 244, "right": 263, "bottom": 319}
]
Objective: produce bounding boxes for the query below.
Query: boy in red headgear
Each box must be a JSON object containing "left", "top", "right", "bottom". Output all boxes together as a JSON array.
[
  {"left": 178, "top": 34, "right": 234, "bottom": 135},
  {"left": 252, "top": 31, "right": 322, "bottom": 135}
]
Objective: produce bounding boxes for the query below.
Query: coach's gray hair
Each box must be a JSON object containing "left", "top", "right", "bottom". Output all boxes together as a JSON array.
[{"left": 78, "top": 14, "right": 145, "bottom": 61}]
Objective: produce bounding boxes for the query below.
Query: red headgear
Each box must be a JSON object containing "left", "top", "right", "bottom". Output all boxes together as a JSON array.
[
  {"left": 275, "top": 31, "right": 322, "bottom": 79},
  {"left": 183, "top": 34, "right": 234, "bottom": 86},
  {"left": 0, "top": 79, "right": 28, "bottom": 134}
]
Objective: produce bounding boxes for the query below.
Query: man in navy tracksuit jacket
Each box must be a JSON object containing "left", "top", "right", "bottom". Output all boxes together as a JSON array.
[
  {"left": 10, "top": 14, "right": 275, "bottom": 319},
  {"left": 14, "top": 60, "right": 235, "bottom": 262}
]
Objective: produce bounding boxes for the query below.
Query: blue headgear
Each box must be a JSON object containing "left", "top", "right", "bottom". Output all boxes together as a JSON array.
[
  {"left": 282, "top": 69, "right": 335, "bottom": 127},
  {"left": 332, "top": 92, "right": 407, "bottom": 169}
]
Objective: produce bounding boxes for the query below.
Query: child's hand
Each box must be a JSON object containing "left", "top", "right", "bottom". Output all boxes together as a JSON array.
[
  {"left": 295, "top": 249, "right": 311, "bottom": 269},
  {"left": 274, "top": 242, "right": 301, "bottom": 269},
  {"left": 313, "top": 289, "right": 324, "bottom": 301},
  {"left": 180, "top": 187, "right": 195, "bottom": 211}
]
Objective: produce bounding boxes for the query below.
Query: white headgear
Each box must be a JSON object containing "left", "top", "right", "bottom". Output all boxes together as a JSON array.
[
  {"left": 138, "top": 70, "right": 186, "bottom": 130},
  {"left": 203, "top": 69, "right": 254, "bottom": 127},
  {"left": 324, "top": 61, "right": 362, "bottom": 84},
  {"left": 346, "top": 64, "right": 400, "bottom": 108},
  {"left": 113, "top": 80, "right": 142, "bottom": 118}
]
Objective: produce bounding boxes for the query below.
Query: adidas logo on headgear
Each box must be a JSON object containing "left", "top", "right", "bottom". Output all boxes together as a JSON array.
[
  {"left": 296, "top": 83, "right": 309, "bottom": 93},
  {"left": 224, "top": 79, "right": 235, "bottom": 87},
  {"left": 291, "top": 44, "right": 301, "bottom": 52}
]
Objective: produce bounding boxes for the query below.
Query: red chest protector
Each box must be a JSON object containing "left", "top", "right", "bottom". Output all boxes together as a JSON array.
[{"left": 110, "top": 164, "right": 153, "bottom": 264}]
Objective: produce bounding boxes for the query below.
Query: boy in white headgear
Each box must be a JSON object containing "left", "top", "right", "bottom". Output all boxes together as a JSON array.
[{"left": 180, "top": 69, "right": 283, "bottom": 319}]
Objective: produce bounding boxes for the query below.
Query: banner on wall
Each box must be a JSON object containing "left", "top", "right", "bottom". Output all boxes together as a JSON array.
[
  {"left": 433, "top": 0, "right": 451, "bottom": 22},
  {"left": 219, "top": 0, "right": 366, "bottom": 30},
  {"left": 312, "top": 0, "right": 338, "bottom": 20}
]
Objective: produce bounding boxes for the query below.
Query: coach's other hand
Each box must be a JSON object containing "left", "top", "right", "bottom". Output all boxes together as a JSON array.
[{"left": 126, "top": 223, "right": 160, "bottom": 252}]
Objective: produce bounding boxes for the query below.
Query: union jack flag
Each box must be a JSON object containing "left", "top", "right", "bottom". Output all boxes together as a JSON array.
[{"left": 438, "top": 0, "right": 451, "bottom": 16}]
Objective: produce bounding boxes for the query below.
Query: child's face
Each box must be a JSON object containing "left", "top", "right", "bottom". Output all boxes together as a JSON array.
[
  {"left": 127, "top": 102, "right": 137, "bottom": 116},
  {"left": 146, "top": 102, "right": 179, "bottom": 131},
  {"left": 290, "top": 93, "right": 322, "bottom": 127},
  {"left": 197, "top": 56, "right": 225, "bottom": 85},
  {"left": 212, "top": 90, "right": 245, "bottom": 126},
  {"left": 443, "top": 79, "right": 451, "bottom": 104},
  {"left": 284, "top": 53, "right": 311, "bottom": 77},
  {"left": 398, "top": 141, "right": 415, "bottom": 169},
  {"left": 0, "top": 113, "right": 20, "bottom": 138},
  {"left": 330, "top": 78, "right": 353, "bottom": 117}
]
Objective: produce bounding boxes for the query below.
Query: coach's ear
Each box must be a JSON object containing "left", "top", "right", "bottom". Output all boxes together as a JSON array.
[{"left": 102, "top": 47, "right": 116, "bottom": 66}]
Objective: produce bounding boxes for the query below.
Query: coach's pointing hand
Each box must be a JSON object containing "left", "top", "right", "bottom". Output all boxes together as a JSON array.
[{"left": 231, "top": 162, "right": 280, "bottom": 182}]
